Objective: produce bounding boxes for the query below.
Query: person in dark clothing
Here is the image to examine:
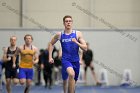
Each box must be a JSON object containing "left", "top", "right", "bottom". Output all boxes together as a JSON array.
[
  {"left": 54, "top": 49, "right": 62, "bottom": 84},
  {"left": 35, "top": 49, "right": 44, "bottom": 86},
  {"left": 0, "top": 59, "right": 3, "bottom": 93},
  {"left": 0, "top": 59, "right": 3, "bottom": 80},
  {"left": 41, "top": 48, "right": 53, "bottom": 89},
  {"left": 82, "top": 43, "right": 101, "bottom": 86},
  {"left": 0, "top": 59, "right": 3, "bottom": 76},
  {"left": 3, "top": 36, "right": 19, "bottom": 93}
]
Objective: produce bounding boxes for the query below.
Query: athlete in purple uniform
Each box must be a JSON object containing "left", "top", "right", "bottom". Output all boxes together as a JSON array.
[{"left": 48, "top": 15, "right": 87, "bottom": 93}]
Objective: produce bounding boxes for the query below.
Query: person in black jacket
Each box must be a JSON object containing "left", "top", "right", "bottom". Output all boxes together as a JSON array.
[
  {"left": 82, "top": 43, "right": 101, "bottom": 86},
  {"left": 35, "top": 49, "right": 44, "bottom": 86},
  {"left": 41, "top": 47, "right": 55, "bottom": 89},
  {"left": 54, "top": 49, "right": 62, "bottom": 85}
]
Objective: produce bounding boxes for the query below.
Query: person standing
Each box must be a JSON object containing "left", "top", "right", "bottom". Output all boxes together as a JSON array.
[
  {"left": 82, "top": 43, "right": 101, "bottom": 85},
  {"left": 41, "top": 48, "right": 53, "bottom": 89},
  {"left": 35, "top": 49, "right": 44, "bottom": 86}
]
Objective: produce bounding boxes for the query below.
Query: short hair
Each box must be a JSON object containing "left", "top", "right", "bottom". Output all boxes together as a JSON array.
[
  {"left": 63, "top": 15, "right": 72, "bottom": 23},
  {"left": 24, "top": 34, "right": 33, "bottom": 40},
  {"left": 40, "top": 49, "right": 44, "bottom": 53},
  {"left": 10, "top": 36, "right": 17, "bottom": 40}
]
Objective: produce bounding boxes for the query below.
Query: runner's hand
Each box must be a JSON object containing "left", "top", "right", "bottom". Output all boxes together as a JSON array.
[
  {"left": 33, "top": 61, "right": 38, "bottom": 64},
  {"left": 49, "top": 58, "right": 54, "bottom": 64},
  {"left": 7, "top": 57, "right": 11, "bottom": 61},
  {"left": 72, "top": 38, "right": 78, "bottom": 43},
  {"left": 12, "top": 63, "right": 16, "bottom": 68},
  {"left": 80, "top": 60, "right": 83, "bottom": 65}
]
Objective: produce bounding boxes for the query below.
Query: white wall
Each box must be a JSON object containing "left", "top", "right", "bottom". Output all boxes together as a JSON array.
[
  {"left": 0, "top": 0, "right": 20, "bottom": 27},
  {"left": 91, "top": 0, "right": 140, "bottom": 28},
  {"left": 83, "top": 30, "right": 140, "bottom": 86},
  {"left": 0, "top": 29, "right": 140, "bottom": 86},
  {"left": 0, "top": 0, "right": 140, "bottom": 28}
]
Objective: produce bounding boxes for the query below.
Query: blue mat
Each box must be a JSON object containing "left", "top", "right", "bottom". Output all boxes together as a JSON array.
[{"left": 2, "top": 85, "right": 140, "bottom": 93}]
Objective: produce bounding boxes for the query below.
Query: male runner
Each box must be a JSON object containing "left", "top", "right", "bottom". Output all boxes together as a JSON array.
[
  {"left": 48, "top": 15, "right": 87, "bottom": 93},
  {"left": 13, "top": 34, "right": 39, "bottom": 93}
]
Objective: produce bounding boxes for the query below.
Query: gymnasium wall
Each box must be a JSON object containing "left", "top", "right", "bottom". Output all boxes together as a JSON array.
[
  {"left": 0, "top": 28, "right": 140, "bottom": 86},
  {"left": 0, "top": 0, "right": 140, "bottom": 28},
  {"left": 0, "top": 0, "right": 20, "bottom": 27}
]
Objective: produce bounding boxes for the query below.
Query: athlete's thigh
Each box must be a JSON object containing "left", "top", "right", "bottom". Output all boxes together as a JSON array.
[
  {"left": 26, "top": 68, "right": 33, "bottom": 80},
  {"left": 18, "top": 68, "right": 26, "bottom": 79},
  {"left": 61, "top": 61, "right": 73, "bottom": 80},
  {"left": 11, "top": 69, "right": 18, "bottom": 79},
  {"left": 5, "top": 69, "right": 11, "bottom": 79},
  {"left": 72, "top": 62, "right": 80, "bottom": 81},
  {"left": 66, "top": 67, "right": 75, "bottom": 76},
  {"left": 13, "top": 78, "right": 19, "bottom": 84}
]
